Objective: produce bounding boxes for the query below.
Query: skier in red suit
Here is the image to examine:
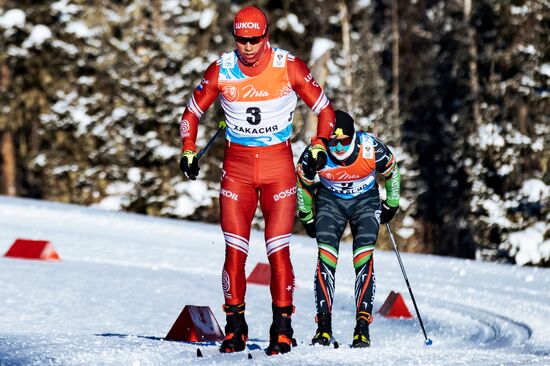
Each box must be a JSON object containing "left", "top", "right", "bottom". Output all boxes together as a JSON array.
[{"left": 178, "top": 6, "right": 335, "bottom": 355}]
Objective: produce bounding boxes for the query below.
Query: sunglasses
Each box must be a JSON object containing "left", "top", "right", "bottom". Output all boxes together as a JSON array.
[
  {"left": 329, "top": 142, "right": 351, "bottom": 153},
  {"left": 328, "top": 135, "right": 353, "bottom": 153},
  {"left": 329, "top": 136, "right": 353, "bottom": 146},
  {"left": 234, "top": 35, "right": 265, "bottom": 45}
]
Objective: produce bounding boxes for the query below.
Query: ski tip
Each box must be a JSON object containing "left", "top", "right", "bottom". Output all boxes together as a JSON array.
[
  {"left": 333, "top": 341, "right": 340, "bottom": 349},
  {"left": 248, "top": 353, "right": 253, "bottom": 359},
  {"left": 196, "top": 348, "right": 203, "bottom": 357},
  {"left": 425, "top": 338, "right": 433, "bottom": 346}
]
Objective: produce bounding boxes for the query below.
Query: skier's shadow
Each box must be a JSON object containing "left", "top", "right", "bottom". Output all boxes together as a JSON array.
[
  {"left": 96, "top": 333, "right": 267, "bottom": 346},
  {"left": 95, "top": 333, "right": 165, "bottom": 342},
  {"left": 96, "top": 333, "right": 267, "bottom": 350}
]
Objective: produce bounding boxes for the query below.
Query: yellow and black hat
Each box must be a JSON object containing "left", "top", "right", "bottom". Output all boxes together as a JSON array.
[{"left": 333, "top": 110, "right": 355, "bottom": 137}]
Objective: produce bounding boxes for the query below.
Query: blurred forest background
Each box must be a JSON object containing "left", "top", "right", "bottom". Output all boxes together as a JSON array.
[{"left": 0, "top": 0, "right": 548, "bottom": 266}]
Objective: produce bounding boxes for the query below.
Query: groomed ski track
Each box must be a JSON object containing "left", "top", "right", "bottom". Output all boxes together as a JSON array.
[{"left": 0, "top": 196, "right": 549, "bottom": 365}]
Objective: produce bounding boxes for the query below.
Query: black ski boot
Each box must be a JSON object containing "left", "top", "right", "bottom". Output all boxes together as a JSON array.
[
  {"left": 311, "top": 312, "right": 332, "bottom": 346},
  {"left": 219, "top": 303, "right": 248, "bottom": 353},
  {"left": 266, "top": 304, "right": 294, "bottom": 355},
  {"left": 351, "top": 313, "right": 371, "bottom": 348}
]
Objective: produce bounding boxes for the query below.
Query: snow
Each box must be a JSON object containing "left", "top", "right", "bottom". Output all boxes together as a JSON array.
[
  {"left": 479, "top": 196, "right": 512, "bottom": 227},
  {"left": 111, "top": 107, "right": 128, "bottom": 121},
  {"left": 162, "top": 0, "right": 189, "bottom": 13},
  {"left": 511, "top": 5, "right": 530, "bottom": 15},
  {"left": 154, "top": 145, "right": 180, "bottom": 160},
  {"left": 540, "top": 64, "right": 550, "bottom": 77},
  {"left": 72, "top": 105, "right": 95, "bottom": 135},
  {"left": 310, "top": 38, "right": 336, "bottom": 64},
  {"left": 0, "top": 196, "right": 549, "bottom": 365},
  {"left": 397, "top": 227, "right": 414, "bottom": 239},
  {"left": 182, "top": 57, "right": 209, "bottom": 74},
  {"left": 66, "top": 21, "right": 93, "bottom": 38},
  {"left": 518, "top": 44, "right": 536, "bottom": 55},
  {"left": 127, "top": 168, "right": 141, "bottom": 183},
  {"left": 94, "top": 182, "right": 135, "bottom": 210},
  {"left": 51, "top": 164, "right": 79, "bottom": 175},
  {"left": 52, "top": 0, "right": 82, "bottom": 17},
  {"left": 32, "top": 154, "right": 47, "bottom": 167},
  {"left": 398, "top": 196, "right": 412, "bottom": 211},
  {"left": 532, "top": 138, "right": 543, "bottom": 151},
  {"left": 508, "top": 222, "right": 549, "bottom": 266},
  {"left": 276, "top": 13, "right": 305, "bottom": 34},
  {"left": 497, "top": 164, "right": 513, "bottom": 175},
  {"left": 287, "top": 14, "right": 305, "bottom": 34},
  {"left": 22, "top": 25, "right": 52, "bottom": 48},
  {"left": 51, "top": 39, "right": 79, "bottom": 55},
  {"left": 77, "top": 76, "right": 95, "bottom": 85},
  {"left": 0, "top": 9, "right": 25, "bottom": 29},
  {"left": 94, "top": 195, "right": 124, "bottom": 211},
  {"left": 475, "top": 123, "right": 505, "bottom": 149},
  {"left": 521, "top": 74, "right": 536, "bottom": 87},
  {"left": 199, "top": 8, "right": 216, "bottom": 29},
  {"left": 6, "top": 45, "right": 28, "bottom": 57},
  {"left": 521, "top": 179, "right": 549, "bottom": 202},
  {"left": 402, "top": 216, "right": 415, "bottom": 227},
  {"left": 357, "top": 0, "right": 371, "bottom": 9},
  {"left": 172, "top": 179, "right": 212, "bottom": 217}
]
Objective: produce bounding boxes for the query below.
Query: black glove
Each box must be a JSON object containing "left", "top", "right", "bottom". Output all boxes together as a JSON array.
[
  {"left": 298, "top": 211, "right": 316, "bottom": 238},
  {"left": 304, "top": 143, "right": 327, "bottom": 178},
  {"left": 379, "top": 201, "right": 398, "bottom": 224},
  {"left": 179, "top": 150, "right": 199, "bottom": 180}
]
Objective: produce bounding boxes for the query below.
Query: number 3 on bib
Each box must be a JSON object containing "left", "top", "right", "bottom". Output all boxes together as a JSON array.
[{"left": 246, "top": 107, "right": 262, "bottom": 125}]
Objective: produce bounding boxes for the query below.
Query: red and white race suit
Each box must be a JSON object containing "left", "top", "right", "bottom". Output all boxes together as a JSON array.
[{"left": 180, "top": 47, "right": 335, "bottom": 307}]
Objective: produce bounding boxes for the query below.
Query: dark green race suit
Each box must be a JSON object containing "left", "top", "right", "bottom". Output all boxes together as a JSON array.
[{"left": 296, "top": 131, "right": 400, "bottom": 322}]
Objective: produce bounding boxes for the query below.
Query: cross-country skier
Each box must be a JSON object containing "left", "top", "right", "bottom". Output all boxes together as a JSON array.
[
  {"left": 296, "top": 110, "right": 401, "bottom": 348},
  {"left": 178, "top": 6, "right": 335, "bottom": 355}
]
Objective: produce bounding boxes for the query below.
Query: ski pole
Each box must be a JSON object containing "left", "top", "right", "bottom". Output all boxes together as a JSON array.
[
  {"left": 386, "top": 223, "right": 433, "bottom": 346},
  {"left": 197, "top": 120, "right": 226, "bottom": 160}
]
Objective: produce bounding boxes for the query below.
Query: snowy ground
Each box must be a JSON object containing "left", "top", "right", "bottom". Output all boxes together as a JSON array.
[{"left": 0, "top": 196, "right": 549, "bottom": 365}]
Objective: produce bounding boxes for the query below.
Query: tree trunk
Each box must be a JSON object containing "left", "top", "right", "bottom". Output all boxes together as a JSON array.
[
  {"left": 1, "top": 130, "right": 17, "bottom": 196},
  {"left": 391, "top": 0, "right": 400, "bottom": 127},
  {"left": 304, "top": 51, "right": 331, "bottom": 142},
  {"left": 464, "top": 0, "right": 481, "bottom": 127},
  {"left": 197, "top": 4, "right": 218, "bottom": 54},
  {"left": 339, "top": 0, "right": 353, "bottom": 111},
  {"left": 151, "top": 0, "right": 164, "bottom": 31}
]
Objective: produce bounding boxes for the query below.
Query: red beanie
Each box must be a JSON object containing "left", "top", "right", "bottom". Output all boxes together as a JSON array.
[{"left": 233, "top": 6, "right": 268, "bottom": 37}]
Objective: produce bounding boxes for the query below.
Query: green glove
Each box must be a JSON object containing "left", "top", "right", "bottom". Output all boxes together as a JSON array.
[{"left": 305, "top": 143, "right": 327, "bottom": 178}]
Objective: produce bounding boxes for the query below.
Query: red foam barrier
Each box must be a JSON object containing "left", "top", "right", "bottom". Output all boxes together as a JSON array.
[
  {"left": 165, "top": 305, "right": 224, "bottom": 342},
  {"left": 378, "top": 290, "right": 414, "bottom": 319},
  {"left": 247, "top": 262, "right": 271, "bottom": 285},
  {"left": 4, "top": 238, "right": 60, "bottom": 261}
]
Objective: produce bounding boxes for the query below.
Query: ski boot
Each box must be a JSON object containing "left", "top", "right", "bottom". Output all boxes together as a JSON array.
[
  {"left": 351, "top": 312, "right": 372, "bottom": 348},
  {"left": 266, "top": 304, "right": 294, "bottom": 355},
  {"left": 219, "top": 303, "right": 248, "bottom": 353},
  {"left": 311, "top": 312, "right": 332, "bottom": 346}
]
